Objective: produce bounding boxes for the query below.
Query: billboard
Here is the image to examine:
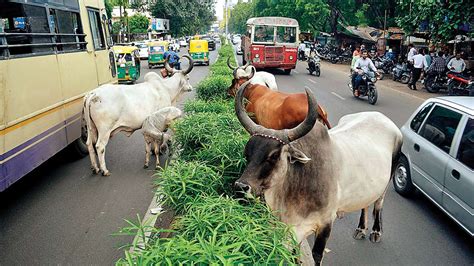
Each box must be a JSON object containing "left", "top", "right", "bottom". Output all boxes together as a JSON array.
[{"left": 151, "top": 18, "right": 170, "bottom": 31}]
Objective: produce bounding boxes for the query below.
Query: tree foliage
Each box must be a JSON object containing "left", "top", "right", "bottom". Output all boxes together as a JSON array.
[
  {"left": 396, "top": 0, "right": 473, "bottom": 43},
  {"left": 129, "top": 14, "right": 149, "bottom": 33},
  {"left": 150, "top": 0, "right": 215, "bottom": 36},
  {"left": 228, "top": 1, "right": 253, "bottom": 34},
  {"left": 104, "top": 0, "right": 113, "bottom": 20}
]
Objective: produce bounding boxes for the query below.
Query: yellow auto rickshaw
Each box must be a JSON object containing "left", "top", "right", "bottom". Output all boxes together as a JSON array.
[
  {"left": 148, "top": 41, "right": 169, "bottom": 68},
  {"left": 112, "top": 46, "right": 141, "bottom": 83},
  {"left": 189, "top": 39, "right": 209, "bottom": 66}
]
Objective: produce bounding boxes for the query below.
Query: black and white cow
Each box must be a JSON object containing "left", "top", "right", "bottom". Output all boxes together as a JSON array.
[{"left": 234, "top": 81, "right": 403, "bottom": 265}]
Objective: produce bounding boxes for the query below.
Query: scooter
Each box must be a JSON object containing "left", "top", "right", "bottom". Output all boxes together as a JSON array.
[
  {"left": 307, "top": 55, "right": 321, "bottom": 76},
  {"left": 392, "top": 62, "right": 411, "bottom": 84}
]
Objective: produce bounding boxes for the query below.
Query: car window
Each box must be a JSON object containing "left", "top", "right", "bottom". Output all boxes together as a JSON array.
[
  {"left": 457, "top": 118, "right": 474, "bottom": 170},
  {"left": 410, "top": 102, "right": 434, "bottom": 132},
  {"left": 419, "top": 105, "right": 462, "bottom": 153}
]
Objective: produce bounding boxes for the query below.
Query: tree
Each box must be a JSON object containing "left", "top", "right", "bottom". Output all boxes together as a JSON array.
[
  {"left": 112, "top": 21, "right": 121, "bottom": 35},
  {"left": 150, "top": 0, "right": 215, "bottom": 36},
  {"left": 129, "top": 14, "right": 149, "bottom": 33},
  {"left": 228, "top": 0, "right": 253, "bottom": 34},
  {"left": 104, "top": 0, "right": 113, "bottom": 20},
  {"left": 396, "top": 0, "right": 473, "bottom": 43}
]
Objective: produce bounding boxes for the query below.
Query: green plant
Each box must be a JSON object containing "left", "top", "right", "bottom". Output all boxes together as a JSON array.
[
  {"left": 155, "top": 161, "right": 223, "bottom": 214},
  {"left": 196, "top": 75, "right": 232, "bottom": 101},
  {"left": 184, "top": 99, "right": 234, "bottom": 114}
]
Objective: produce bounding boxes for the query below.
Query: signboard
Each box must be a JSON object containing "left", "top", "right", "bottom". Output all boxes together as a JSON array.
[
  {"left": 13, "top": 17, "right": 26, "bottom": 29},
  {"left": 151, "top": 18, "right": 169, "bottom": 31}
]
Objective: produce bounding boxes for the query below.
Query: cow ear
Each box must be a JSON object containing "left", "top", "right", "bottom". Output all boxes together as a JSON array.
[{"left": 288, "top": 145, "right": 311, "bottom": 164}]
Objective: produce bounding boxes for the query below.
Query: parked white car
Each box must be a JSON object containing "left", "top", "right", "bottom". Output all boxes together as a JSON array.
[
  {"left": 135, "top": 42, "right": 148, "bottom": 59},
  {"left": 394, "top": 97, "right": 473, "bottom": 236}
]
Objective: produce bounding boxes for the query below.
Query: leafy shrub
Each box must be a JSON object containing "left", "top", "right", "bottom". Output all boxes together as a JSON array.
[
  {"left": 184, "top": 99, "right": 233, "bottom": 114},
  {"left": 196, "top": 75, "right": 231, "bottom": 100},
  {"left": 210, "top": 64, "right": 233, "bottom": 76},
  {"left": 119, "top": 196, "right": 299, "bottom": 265},
  {"left": 155, "top": 161, "right": 223, "bottom": 214}
]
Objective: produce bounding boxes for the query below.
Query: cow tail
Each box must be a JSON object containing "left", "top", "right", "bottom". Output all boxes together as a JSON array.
[{"left": 83, "top": 93, "right": 96, "bottom": 147}]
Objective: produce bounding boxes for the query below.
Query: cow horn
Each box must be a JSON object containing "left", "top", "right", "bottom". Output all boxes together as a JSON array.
[
  {"left": 247, "top": 65, "right": 255, "bottom": 79},
  {"left": 235, "top": 79, "right": 290, "bottom": 142},
  {"left": 227, "top": 57, "right": 237, "bottom": 70},
  {"left": 287, "top": 88, "right": 318, "bottom": 142},
  {"left": 181, "top": 54, "right": 194, "bottom": 75},
  {"left": 235, "top": 84, "right": 318, "bottom": 143},
  {"left": 164, "top": 55, "right": 175, "bottom": 74}
]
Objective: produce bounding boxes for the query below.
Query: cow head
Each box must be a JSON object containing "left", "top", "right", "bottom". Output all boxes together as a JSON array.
[
  {"left": 227, "top": 57, "right": 252, "bottom": 97},
  {"left": 165, "top": 55, "right": 194, "bottom": 92},
  {"left": 234, "top": 81, "right": 318, "bottom": 198}
]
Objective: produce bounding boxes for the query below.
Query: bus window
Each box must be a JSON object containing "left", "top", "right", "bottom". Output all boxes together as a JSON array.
[
  {"left": 276, "top": 26, "right": 297, "bottom": 43},
  {"left": 87, "top": 9, "right": 105, "bottom": 50},
  {"left": 254, "top": 25, "right": 274, "bottom": 43},
  {"left": 0, "top": 2, "right": 53, "bottom": 56},
  {"left": 50, "top": 9, "right": 86, "bottom": 51}
]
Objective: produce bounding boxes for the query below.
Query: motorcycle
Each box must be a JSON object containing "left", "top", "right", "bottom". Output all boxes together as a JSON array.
[
  {"left": 423, "top": 70, "right": 448, "bottom": 93},
  {"left": 348, "top": 69, "right": 378, "bottom": 105},
  {"left": 447, "top": 72, "right": 474, "bottom": 96},
  {"left": 392, "top": 62, "right": 411, "bottom": 84},
  {"left": 373, "top": 57, "right": 394, "bottom": 80},
  {"left": 307, "top": 55, "right": 321, "bottom": 76}
]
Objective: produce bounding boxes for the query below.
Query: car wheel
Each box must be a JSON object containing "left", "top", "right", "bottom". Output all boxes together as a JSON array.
[{"left": 393, "top": 156, "right": 415, "bottom": 197}]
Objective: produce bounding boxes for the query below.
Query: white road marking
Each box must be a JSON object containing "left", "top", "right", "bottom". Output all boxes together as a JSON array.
[
  {"left": 308, "top": 78, "right": 317, "bottom": 84},
  {"left": 331, "top": 92, "right": 346, "bottom": 100}
]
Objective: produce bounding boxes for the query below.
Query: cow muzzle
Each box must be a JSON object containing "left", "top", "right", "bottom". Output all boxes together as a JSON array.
[{"left": 234, "top": 181, "right": 253, "bottom": 198}]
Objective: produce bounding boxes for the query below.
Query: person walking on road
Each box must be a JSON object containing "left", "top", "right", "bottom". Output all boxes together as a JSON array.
[
  {"left": 408, "top": 48, "right": 428, "bottom": 90},
  {"left": 407, "top": 43, "right": 416, "bottom": 63}
]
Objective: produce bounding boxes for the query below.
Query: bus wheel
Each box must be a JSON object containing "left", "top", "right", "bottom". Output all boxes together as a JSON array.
[
  {"left": 70, "top": 123, "right": 89, "bottom": 158},
  {"left": 284, "top": 69, "right": 291, "bottom": 75}
]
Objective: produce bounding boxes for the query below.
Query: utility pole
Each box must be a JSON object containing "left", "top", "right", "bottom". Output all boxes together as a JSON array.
[{"left": 225, "top": 0, "right": 228, "bottom": 44}]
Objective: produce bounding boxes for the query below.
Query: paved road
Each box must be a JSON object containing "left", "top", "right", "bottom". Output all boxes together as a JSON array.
[
  {"left": 235, "top": 52, "right": 473, "bottom": 265},
  {"left": 0, "top": 45, "right": 220, "bottom": 265}
]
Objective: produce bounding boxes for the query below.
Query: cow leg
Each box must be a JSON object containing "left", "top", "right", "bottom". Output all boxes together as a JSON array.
[
  {"left": 144, "top": 141, "right": 151, "bottom": 168},
  {"left": 153, "top": 141, "right": 159, "bottom": 156},
  {"left": 370, "top": 191, "right": 387, "bottom": 243},
  {"left": 96, "top": 132, "right": 111, "bottom": 176},
  {"left": 353, "top": 207, "right": 369, "bottom": 240},
  {"left": 87, "top": 141, "right": 100, "bottom": 174},
  {"left": 312, "top": 223, "right": 332, "bottom": 266}
]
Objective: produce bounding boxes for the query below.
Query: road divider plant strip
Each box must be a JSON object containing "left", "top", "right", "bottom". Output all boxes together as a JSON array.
[{"left": 117, "top": 42, "right": 300, "bottom": 265}]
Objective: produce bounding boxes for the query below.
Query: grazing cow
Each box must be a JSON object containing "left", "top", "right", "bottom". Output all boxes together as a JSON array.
[
  {"left": 142, "top": 106, "right": 183, "bottom": 169},
  {"left": 227, "top": 57, "right": 278, "bottom": 96},
  {"left": 233, "top": 80, "right": 402, "bottom": 265},
  {"left": 84, "top": 56, "right": 194, "bottom": 176},
  {"left": 232, "top": 67, "right": 331, "bottom": 129}
]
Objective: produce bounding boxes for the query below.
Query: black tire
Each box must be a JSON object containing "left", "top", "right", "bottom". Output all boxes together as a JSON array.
[
  {"left": 315, "top": 68, "right": 320, "bottom": 77},
  {"left": 447, "top": 82, "right": 456, "bottom": 96},
  {"left": 284, "top": 69, "right": 291, "bottom": 75},
  {"left": 378, "top": 72, "right": 384, "bottom": 80},
  {"left": 400, "top": 74, "right": 410, "bottom": 84},
  {"left": 392, "top": 74, "right": 397, "bottom": 81},
  {"left": 69, "top": 122, "right": 89, "bottom": 158},
  {"left": 393, "top": 156, "right": 415, "bottom": 197},
  {"left": 331, "top": 58, "right": 337, "bottom": 64},
  {"left": 368, "top": 86, "right": 378, "bottom": 105},
  {"left": 424, "top": 76, "right": 440, "bottom": 93}
]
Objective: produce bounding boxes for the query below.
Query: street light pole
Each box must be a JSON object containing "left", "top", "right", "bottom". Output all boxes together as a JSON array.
[{"left": 225, "top": 0, "right": 228, "bottom": 44}]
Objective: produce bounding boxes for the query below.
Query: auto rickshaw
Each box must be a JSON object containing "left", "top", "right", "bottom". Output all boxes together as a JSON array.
[
  {"left": 112, "top": 46, "right": 141, "bottom": 83},
  {"left": 189, "top": 39, "right": 209, "bottom": 66},
  {"left": 148, "top": 41, "right": 169, "bottom": 68}
]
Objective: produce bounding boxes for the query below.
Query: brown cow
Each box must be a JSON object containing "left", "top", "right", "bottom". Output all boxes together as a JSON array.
[{"left": 231, "top": 67, "right": 331, "bottom": 129}]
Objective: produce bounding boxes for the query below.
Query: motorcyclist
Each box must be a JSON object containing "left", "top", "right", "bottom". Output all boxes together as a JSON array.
[
  {"left": 447, "top": 51, "right": 466, "bottom": 76},
  {"left": 161, "top": 50, "right": 180, "bottom": 77},
  {"left": 351, "top": 50, "right": 378, "bottom": 96}
]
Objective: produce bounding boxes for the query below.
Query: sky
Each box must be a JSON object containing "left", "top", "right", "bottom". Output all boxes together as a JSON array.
[{"left": 215, "top": 0, "right": 238, "bottom": 21}]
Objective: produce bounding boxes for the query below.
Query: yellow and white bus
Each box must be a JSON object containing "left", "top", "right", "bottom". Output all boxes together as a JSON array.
[{"left": 0, "top": 0, "right": 117, "bottom": 191}]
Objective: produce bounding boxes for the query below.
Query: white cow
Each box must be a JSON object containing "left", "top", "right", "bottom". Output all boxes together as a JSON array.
[
  {"left": 142, "top": 106, "right": 183, "bottom": 169},
  {"left": 83, "top": 56, "right": 194, "bottom": 176},
  {"left": 226, "top": 58, "right": 278, "bottom": 96}
]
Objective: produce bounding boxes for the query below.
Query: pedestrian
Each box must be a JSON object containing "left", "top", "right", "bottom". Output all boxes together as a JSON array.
[
  {"left": 385, "top": 48, "right": 396, "bottom": 61},
  {"left": 407, "top": 44, "right": 416, "bottom": 63},
  {"left": 408, "top": 48, "right": 428, "bottom": 90},
  {"left": 447, "top": 51, "right": 466, "bottom": 75}
]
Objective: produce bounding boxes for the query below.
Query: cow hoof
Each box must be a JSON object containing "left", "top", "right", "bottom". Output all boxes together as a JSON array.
[
  {"left": 91, "top": 168, "right": 99, "bottom": 174},
  {"left": 102, "top": 170, "right": 111, "bottom": 176},
  {"left": 353, "top": 228, "right": 368, "bottom": 240},
  {"left": 144, "top": 164, "right": 149, "bottom": 169},
  {"left": 369, "top": 231, "right": 382, "bottom": 243}
]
